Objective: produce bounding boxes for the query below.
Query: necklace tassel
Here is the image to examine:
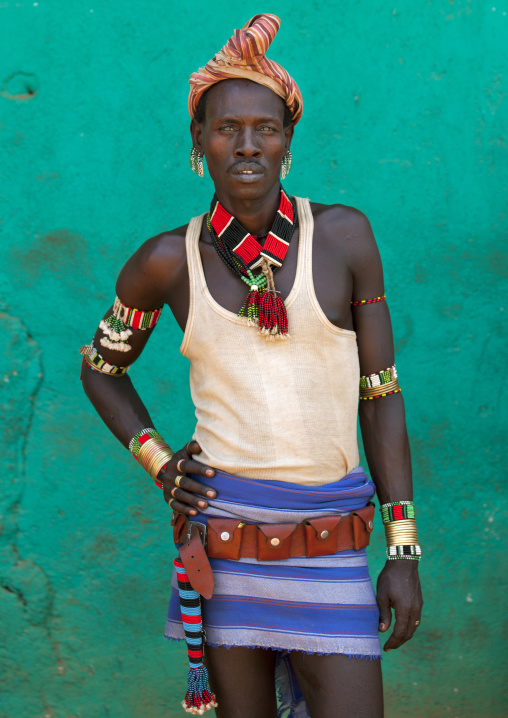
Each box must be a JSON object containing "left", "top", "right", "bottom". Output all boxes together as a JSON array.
[
  {"left": 239, "top": 287, "right": 261, "bottom": 326},
  {"left": 258, "top": 291, "right": 289, "bottom": 339}
]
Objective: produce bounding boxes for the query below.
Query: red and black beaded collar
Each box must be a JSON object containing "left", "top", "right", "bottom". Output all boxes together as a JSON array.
[{"left": 207, "top": 188, "right": 298, "bottom": 339}]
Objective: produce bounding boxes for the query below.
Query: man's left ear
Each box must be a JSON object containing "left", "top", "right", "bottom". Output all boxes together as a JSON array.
[{"left": 284, "top": 124, "right": 294, "bottom": 151}]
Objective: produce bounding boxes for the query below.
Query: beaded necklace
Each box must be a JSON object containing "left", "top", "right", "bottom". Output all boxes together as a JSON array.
[{"left": 207, "top": 188, "right": 298, "bottom": 339}]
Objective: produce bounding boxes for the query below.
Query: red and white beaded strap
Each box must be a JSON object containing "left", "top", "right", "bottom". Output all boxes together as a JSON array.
[{"left": 113, "top": 297, "right": 163, "bottom": 330}]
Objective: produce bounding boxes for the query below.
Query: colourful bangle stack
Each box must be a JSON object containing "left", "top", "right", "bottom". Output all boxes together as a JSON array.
[
  {"left": 381, "top": 500, "right": 421, "bottom": 562},
  {"left": 79, "top": 343, "right": 130, "bottom": 376},
  {"left": 129, "top": 428, "right": 163, "bottom": 455},
  {"left": 359, "top": 365, "right": 401, "bottom": 400},
  {"left": 129, "top": 427, "right": 174, "bottom": 485}
]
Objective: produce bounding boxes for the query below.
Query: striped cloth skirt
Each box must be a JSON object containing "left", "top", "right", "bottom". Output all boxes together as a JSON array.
[{"left": 165, "top": 467, "right": 382, "bottom": 716}]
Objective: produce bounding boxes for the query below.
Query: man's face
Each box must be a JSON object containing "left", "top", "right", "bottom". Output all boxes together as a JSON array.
[{"left": 191, "top": 79, "right": 293, "bottom": 202}]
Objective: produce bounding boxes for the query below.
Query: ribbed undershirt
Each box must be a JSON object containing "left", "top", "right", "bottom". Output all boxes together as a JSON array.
[{"left": 181, "top": 197, "right": 360, "bottom": 486}]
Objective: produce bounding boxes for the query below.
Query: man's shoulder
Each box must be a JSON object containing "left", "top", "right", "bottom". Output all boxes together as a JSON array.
[
  {"left": 133, "top": 223, "right": 189, "bottom": 271},
  {"left": 309, "top": 200, "right": 371, "bottom": 233},
  {"left": 116, "top": 224, "right": 190, "bottom": 303},
  {"left": 307, "top": 201, "right": 374, "bottom": 253}
]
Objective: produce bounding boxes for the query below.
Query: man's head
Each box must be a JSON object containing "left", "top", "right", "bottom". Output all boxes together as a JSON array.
[
  {"left": 191, "top": 79, "right": 294, "bottom": 201},
  {"left": 188, "top": 14, "right": 302, "bottom": 202}
]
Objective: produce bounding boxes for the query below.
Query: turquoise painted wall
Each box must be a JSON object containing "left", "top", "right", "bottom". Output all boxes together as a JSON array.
[{"left": 1, "top": 1, "right": 506, "bottom": 716}]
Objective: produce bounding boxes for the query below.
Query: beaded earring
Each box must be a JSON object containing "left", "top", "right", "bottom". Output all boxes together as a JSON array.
[
  {"left": 190, "top": 147, "right": 204, "bottom": 177},
  {"left": 281, "top": 150, "right": 292, "bottom": 180}
]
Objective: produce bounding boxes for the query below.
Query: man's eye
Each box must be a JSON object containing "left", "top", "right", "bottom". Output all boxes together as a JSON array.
[
  {"left": 219, "top": 125, "right": 235, "bottom": 131},
  {"left": 260, "top": 126, "right": 275, "bottom": 131}
]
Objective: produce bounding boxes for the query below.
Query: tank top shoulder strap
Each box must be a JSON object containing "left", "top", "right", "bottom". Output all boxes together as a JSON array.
[
  {"left": 295, "top": 196, "right": 315, "bottom": 300},
  {"left": 180, "top": 213, "right": 206, "bottom": 355}
]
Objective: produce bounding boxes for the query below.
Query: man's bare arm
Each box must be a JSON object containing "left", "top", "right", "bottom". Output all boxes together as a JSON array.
[
  {"left": 81, "top": 232, "right": 216, "bottom": 515},
  {"left": 345, "top": 211, "right": 423, "bottom": 652}
]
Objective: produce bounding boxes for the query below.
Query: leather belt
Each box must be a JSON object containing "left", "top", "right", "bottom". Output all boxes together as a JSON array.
[{"left": 173, "top": 504, "right": 375, "bottom": 599}]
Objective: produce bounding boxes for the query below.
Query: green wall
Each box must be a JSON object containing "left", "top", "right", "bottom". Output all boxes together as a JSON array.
[{"left": 1, "top": 1, "right": 506, "bottom": 716}]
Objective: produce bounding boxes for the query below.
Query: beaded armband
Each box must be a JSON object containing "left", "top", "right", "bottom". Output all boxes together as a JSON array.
[
  {"left": 128, "top": 427, "right": 174, "bottom": 487},
  {"left": 381, "top": 500, "right": 421, "bottom": 561},
  {"left": 113, "top": 297, "right": 163, "bottom": 329},
  {"left": 359, "top": 365, "right": 400, "bottom": 400},
  {"left": 79, "top": 343, "right": 130, "bottom": 376},
  {"left": 351, "top": 295, "right": 386, "bottom": 307},
  {"left": 98, "top": 298, "right": 163, "bottom": 353}
]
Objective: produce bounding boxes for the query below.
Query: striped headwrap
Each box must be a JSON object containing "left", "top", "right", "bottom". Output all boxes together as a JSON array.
[{"left": 189, "top": 14, "right": 303, "bottom": 125}]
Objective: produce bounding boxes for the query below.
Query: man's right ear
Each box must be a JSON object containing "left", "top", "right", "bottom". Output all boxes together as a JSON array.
[{"left": 190, "top": 119, "right": 204, "bottom": 154}]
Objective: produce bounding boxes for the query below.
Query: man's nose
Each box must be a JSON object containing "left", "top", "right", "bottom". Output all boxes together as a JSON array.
[{"left": 233, "top": 128, "right": 262, "bottom": 158}]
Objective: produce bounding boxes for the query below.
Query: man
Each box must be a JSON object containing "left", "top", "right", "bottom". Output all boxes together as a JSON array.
[{"left": 81, "top": 14, "right": 422, "bottom": 718}]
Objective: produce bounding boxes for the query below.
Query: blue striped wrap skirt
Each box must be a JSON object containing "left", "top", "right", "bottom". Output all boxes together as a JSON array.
[{"left": 165, "top": 466, "right": 382, "bottom": 716}]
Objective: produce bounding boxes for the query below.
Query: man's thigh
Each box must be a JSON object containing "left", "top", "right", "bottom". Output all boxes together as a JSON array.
[
  {"left": 205, "top": 645, "right": 278, "bottom": 718},
  {"left": 289, "top": 651, "right": 383, "bottom": 718}
]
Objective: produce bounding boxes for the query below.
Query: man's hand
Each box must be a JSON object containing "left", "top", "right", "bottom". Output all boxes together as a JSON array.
[
  {"left": 376, "top": 560, "right": 423, "bottom": 651},
  {"left": 161, "top": 440, "right": 216, "bottom": 516}
]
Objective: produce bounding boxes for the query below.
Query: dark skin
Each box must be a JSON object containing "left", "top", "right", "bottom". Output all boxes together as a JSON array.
[{"left": 82, "top": 79, "right": 422, "bottom": 717}]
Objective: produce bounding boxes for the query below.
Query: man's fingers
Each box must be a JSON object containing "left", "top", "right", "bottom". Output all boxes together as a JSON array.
[
  {"left": 384, "top": 609, "right": 410, "bottom": 651},
  {"left": 171, "top": 487, "right": 209, "bottom": 510},
  {"left": 403, "top": 609, "right": 422, "bottom": 643},
  {"left": 186, "top": 440, "right": 201, "bottom": 456},
  {"left": 168, "top": 498, "right": 199, "bottom": 517},
  {"left": 179, "top": 458, "right": 215, "bottom": 479},
  {"left": 377, "top": 595, "right": 392, "bottom": 632},
  {"left": 176, "top": 475, "right": 216, "bottom": 499}
]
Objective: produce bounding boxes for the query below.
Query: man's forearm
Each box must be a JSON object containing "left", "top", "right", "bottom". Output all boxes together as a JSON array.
[
  {"left": 81, "top": 363, "right": 155, "bottom": 449},
  {"left": 359, "top": 393, "right": 412, "bottom": 503}
]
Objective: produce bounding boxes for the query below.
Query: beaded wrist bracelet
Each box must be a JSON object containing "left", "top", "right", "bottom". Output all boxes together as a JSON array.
[
  {"left": 129, "top": 428, "right": 163, "bottom": 456},
  {"left": 380, "top": 500, "right": 415, "bottom": 524},
  {"left": 351, "top": 295, "right": 386, "bottom": 307},
  {"left": 381, "top": 500, "right": 421, "bottom": 561},
  {"left": 128, "top": 427, "right": 174, "bottom": 485},
  {"left": 387, "top": 545, "right": 421, "bottom": 561},
  {"left": 79, "top": 343, "right": 130, "bottom": 376},
  {"left": 359, "top": 365, "right": 400, "bottom": 400}
]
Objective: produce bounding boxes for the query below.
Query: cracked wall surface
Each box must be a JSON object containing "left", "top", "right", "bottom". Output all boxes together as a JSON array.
[{"left": 0, "top": 1, "right": 507, "bottom": 717}]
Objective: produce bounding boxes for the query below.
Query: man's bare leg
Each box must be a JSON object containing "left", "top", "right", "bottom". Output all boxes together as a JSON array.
[
  {"left": 289, "top": 652, "right": 383, "bottom": 718},
  {"left": 205, "top": 646, "right": 278, "bottom": 718}
]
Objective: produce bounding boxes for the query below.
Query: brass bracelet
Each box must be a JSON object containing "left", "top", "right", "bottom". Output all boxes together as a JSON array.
[
  {"left": 147, "top": 450, "right": 174, "bottom": 479},
  {"left": 138, "top": 440, "right": 174, "bottom": 478},
  {"left": 385, "top": 519, "right": 419, "bottom": 546},
  {"left": 137, "top": 438, "right": 170, "bottom": 462},
  {"left": 385, "top": 527, "right": 419, "bottom": 539},
  {"left": 145, "top": 450, "right": 173, "bottom": 479},
  {"left": 360, "top": 378, "right": 400, "bottom": 398},
  {"left": 384, "top": 519, "right": 416, "bottom": 531}
]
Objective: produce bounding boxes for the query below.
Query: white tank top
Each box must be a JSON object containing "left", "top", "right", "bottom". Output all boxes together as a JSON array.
[{"left": 181, "top": 197, "right": 360, "bottom": 486}]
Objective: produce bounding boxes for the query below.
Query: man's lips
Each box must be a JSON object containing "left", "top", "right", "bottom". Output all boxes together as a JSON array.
[{"left": 228, "top": 163, "right": 265, "bottom": 175}]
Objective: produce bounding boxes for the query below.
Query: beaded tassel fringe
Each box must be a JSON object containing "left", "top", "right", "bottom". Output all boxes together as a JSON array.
[
  {"left": 174, "top": 558, "right": 217, "bottom": 715},
  {"left": 99, "top": 315, "right": 133, "bottom": 352},
  {"left": 208, "top": 190, "right": 295, "bottom": 340},
  {"left": 258, "top": 259, "right": 290, "bottom": 339}
]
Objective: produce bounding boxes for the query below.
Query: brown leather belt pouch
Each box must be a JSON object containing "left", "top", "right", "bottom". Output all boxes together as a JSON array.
[
  {"left": 204, "top": 502, "right": 375, "bottom": 560},
  {"left": 304, "top": 515, "right": 342, "bottom": 557},
  {"left": 207, "top": 519, "right": 246, "bottom": 560},
  {"left": 256, "top": 523, "right": 297, "bottom": 560}
]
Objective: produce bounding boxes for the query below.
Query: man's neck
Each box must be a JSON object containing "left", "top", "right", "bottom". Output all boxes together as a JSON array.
[{"left": 214, "top": 184, "right": 281, "bottom": 236}]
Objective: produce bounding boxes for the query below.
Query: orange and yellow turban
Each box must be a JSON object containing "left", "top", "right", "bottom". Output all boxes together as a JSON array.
[{"left": 188, "top": 14, "right": 303, "bottom": 125}]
